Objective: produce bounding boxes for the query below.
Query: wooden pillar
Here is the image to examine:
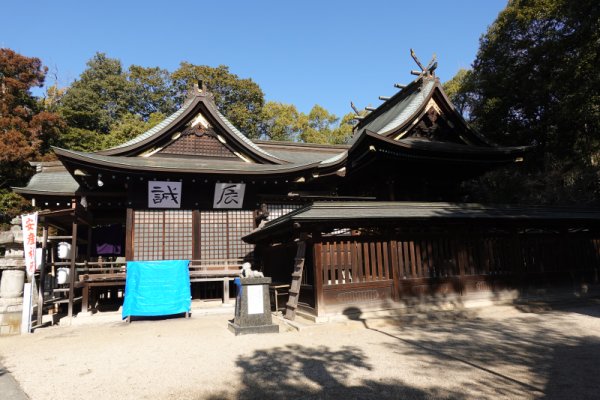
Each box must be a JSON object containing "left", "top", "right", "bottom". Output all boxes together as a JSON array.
[
  {"left": 86, "top": 225, "right": 92, "bottom": 260},
  {"left": 192, "top": 210, "right": 201, "bottom": 260},
  {"left": 313, "top": 239, "right": 324, "bottom": 316},
  {"left": 390, "top": 239, "right": 400, "bottom": 301},
  {"left": 388, "top": 180, "right": 396, "bottom": 201},
  {"left": 125, "top": 208, "right": 134, "bottom": 261},
  {"left": 68, "top": 220, "right": 78, "bottom": 319},
  {"left": 456, "top": 234, "right": 467, "bottom": 295},
  {"left": 37, "top": 224, "right": 48, "bottom": 326},
  {"left": 223, "top": 279, "right": 230, "bottom": 304},
  {"left": 510, "top": 229, "right": 524, "bottom": 289}
]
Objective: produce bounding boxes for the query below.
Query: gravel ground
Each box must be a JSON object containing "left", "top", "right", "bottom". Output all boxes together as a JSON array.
[{"left": 0, "top": 302, "right": 599, "bottom": 400}]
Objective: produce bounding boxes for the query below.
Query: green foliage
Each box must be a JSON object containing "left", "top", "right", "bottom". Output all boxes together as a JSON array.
[
  {"left": 259, "top": 102, "right": 306, "bottom": 141},
  {"left": 58, "top": 54, "right": 177, "bottom": 140},
  {"left": 55, "top": 53, "right": 355, "bottom": 149},
  {"left": 442, "top": 69, "right": 475, "bottom": 117},
  {"left": 301, "top": 106, "right": 355, "bottom": 145},
  {"left": 453, "top": 0, "right": 600, "bottom": 205},
  {"left": 171, "top": 63, "right": 265, "bottom": 139},
  {"left": 58, "top": 53, "right": 134, "bottom": 134},
  {"left": 0, "top": 190, "right": 33, "bottom": 227},
  {"left": 330, "top": 112, "right": 357, "bottom": 145},
  {"left": 128, "top": 65, "right": 177, "bottom": 119},
  {"left": 259, "top": 102, "right": 355, "bottom": 144},
  {"left": 57, "top": 127, "right": 107, "bottom": 152},
  {"left": 104, "top": 112, "right": 166, "bottom": 148}
]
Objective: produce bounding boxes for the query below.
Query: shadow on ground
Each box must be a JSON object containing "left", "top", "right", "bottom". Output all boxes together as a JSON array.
[
  {"left": 224, "top": 344, "right": 465, "bottom": 400},
  {"left": 344, "top": 305, "right": 600, "bottom": 399}
]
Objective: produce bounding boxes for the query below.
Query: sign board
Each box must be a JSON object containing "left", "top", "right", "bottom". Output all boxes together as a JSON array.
[
  {"left": 247, "top": 285, "right": 264, "bottom": 315},
  {"left": 21, "top": 212, "right": 38, "bottom": 277},
  {"left": 213, "top": 183, "right": 245, "bottom": 209},
  {"left": 148, "top": 181, "right": 182, "bottom": 208},
  {"left": 21, "top": 283, "right": 33, "bottom": 334}
]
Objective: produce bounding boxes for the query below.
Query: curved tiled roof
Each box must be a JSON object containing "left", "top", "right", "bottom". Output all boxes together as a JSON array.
[
  {"left": 357, "top": 78, "right": 436, "bottom": 136},
  {"left": 54, "top": 148, "right": 320, "bottom": 176},
  {"left": 103, "top": 97, "right": 197, "bottom": 151},
  {"left": 376, "top": 79, "right": 435, "bottom": 134},
  {"left": 243, "top": 201, "right": 600, "bottom": 243},
  {"left": 13, "top": 170, "right": 79, "bottom": 196},
  {"left": 213, "top": 108, "right": 280, "bottom": 161}
]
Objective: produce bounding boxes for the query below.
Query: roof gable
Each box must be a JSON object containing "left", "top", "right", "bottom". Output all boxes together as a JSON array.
[
  {"left": 351, "top": 50, "right": 496, "bottom": 148},
  {"left": 97, "top": 89, "right": 285, "bottom": 164},
  {"left": 158, "top": 125, "right": 238, "bottom": 159}
]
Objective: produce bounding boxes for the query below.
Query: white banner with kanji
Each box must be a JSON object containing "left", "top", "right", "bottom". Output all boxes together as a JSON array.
[
  {"left": 213, "top": 183, "right": 245, "bottom": 209},
  {"left": 148, "top": 181, "right": 182, "bottom": 208},
  {"left": 21, "top": 212, "right": 38, "bottom": 277}
]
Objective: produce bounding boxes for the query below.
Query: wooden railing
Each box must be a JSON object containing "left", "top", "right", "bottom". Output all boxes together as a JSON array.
[
  {"left": 47, "top": 259, "right": 246, "bottom": 279},
  {"left": 188, "top": 258, "right": 244, "bottom": 280}
]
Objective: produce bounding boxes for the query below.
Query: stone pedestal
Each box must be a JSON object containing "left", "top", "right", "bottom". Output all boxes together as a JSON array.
[
  {"left": 0, "top": 298, "right": 23, "bottom": 335},
  {"left": 228, "top": 277, "right": 279, "bottom": 335},
  {"left": 0, "top": 267, "right": 25, "bottom": 336}
]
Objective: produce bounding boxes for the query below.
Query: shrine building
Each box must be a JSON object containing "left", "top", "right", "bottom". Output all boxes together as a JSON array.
[{"left": 13, "top": 54, "right": 600, "bottom": 321}]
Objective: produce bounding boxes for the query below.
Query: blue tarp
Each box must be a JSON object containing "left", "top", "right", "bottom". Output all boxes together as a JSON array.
[{"left": 122, "top": 260, "right": 191, "bottom": 319}]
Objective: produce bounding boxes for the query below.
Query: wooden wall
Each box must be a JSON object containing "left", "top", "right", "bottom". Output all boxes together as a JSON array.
[{"left": 311, "top": 231, "right": 600, "bottom": 315}]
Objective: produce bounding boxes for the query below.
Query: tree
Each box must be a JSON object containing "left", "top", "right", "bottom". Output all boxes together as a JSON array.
[
  {"left": 58, "top": 53, "right": 133, "bottom": 134},
  {"left": 171, "top": 63, "right": 265, "bottom": 139},
  {"left": 0, "top": 48, "right": 63, "bottom": 188},
  {"left": 127, "top": 65, "right": 177, "bottom": 119},
  {"left": 442, "top": 68, "right": 475, "bottom": 117},
  {"left": 0, "top": 189, "right": 33, "bottom": 228},
  {"left": 104, "top": 112, "right": 166, "bottom": 147},
  {"left": 301, "top": 105, "right": 355, "bottom": 145},
  {"left": 259, "top": 101, "right": 306, "bottom": 141},
  {"left": 454, "top": 0, "right": 600, "bottom": 205}
]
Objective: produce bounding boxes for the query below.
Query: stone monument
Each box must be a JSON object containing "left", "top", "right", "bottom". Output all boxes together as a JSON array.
[{"left": 228, "top": 277, "right": 279, "bottom": 335}]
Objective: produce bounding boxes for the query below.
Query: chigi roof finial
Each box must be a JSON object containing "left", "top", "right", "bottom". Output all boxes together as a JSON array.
[
  {"left": 409, "top": 48, "right": 437, "bottom": 77},
  {"left": 350, "top": 101, "right": 364, "bottom": 120}
]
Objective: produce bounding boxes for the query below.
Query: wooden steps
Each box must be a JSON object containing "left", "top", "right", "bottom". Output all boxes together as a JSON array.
[{"left": 285, "top": 240, "right": 306, "bottom": 321}]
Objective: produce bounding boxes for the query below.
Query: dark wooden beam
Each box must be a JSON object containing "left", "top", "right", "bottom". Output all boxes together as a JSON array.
[
  {"left": 68, "top": 219, "right": 78, "bottom": 319},
  {"left": 125, "top": 208, "right": 134, "bottom": 261}
]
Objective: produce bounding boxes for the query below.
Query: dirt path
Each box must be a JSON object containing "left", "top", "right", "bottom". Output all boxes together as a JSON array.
[{"left": 1, "top": 303, "right": 599, "bottom": 399}]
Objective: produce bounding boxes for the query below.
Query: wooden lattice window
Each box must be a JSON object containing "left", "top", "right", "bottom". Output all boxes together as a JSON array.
[
  {"left": 199, "top": 210, "right": 254, "bottom": 260},
  {"left": 133, "top": 210, "right": 193, "bottom": 261}
]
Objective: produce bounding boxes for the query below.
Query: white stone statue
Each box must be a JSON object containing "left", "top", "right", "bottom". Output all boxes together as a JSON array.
[{"left": 240, "top": 262, "right": 264, "bottom": 278}]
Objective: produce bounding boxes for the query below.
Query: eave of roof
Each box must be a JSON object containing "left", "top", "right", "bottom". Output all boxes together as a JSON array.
[
  {"left": 243, "top": 201, "right": 600, "bottom": 243},
  {"left": 253, "top": 140, "right": 348, "bottom": 164},
  {"left": 347, "top": 130, "right": 530, "bottom": 166},
  {"left": 12, "top": 170, "right": 80, "bottom": 196},
  {"left": 54, "top": 147, "right": 323, "bottom": 176}
]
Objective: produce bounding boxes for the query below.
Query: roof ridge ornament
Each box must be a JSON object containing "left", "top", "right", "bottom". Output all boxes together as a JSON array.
[
  {"left": 192, "top": 79, "right": 208, "bottom": 95},
  {"left": 350, "top": 101, "right": 364, "bottom": 120},
  {"left": 410, "top": 49, "right": 437, "bottom": 77}
]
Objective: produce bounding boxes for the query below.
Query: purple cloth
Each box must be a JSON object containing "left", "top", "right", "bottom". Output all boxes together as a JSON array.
[{"left": 93, "top": 224, "right": 124, "bottom": 256}]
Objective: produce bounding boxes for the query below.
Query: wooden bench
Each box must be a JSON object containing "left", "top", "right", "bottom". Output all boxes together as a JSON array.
[{"left": 189, "top": 259, "right": 244, "bottom": 304}]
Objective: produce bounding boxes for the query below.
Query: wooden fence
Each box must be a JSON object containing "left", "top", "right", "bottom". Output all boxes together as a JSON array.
[{"left": 312, "top": 233, "right": 600, "bottom": 314}]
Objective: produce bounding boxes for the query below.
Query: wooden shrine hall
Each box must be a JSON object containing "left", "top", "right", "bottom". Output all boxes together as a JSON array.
[{"left": 14, "top": 52, "right": 599, "bottom": 320}]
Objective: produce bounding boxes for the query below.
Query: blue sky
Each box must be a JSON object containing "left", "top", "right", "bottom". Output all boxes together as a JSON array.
[{"left": 2, "top": 0, "right": 507, "bottom": 119}]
